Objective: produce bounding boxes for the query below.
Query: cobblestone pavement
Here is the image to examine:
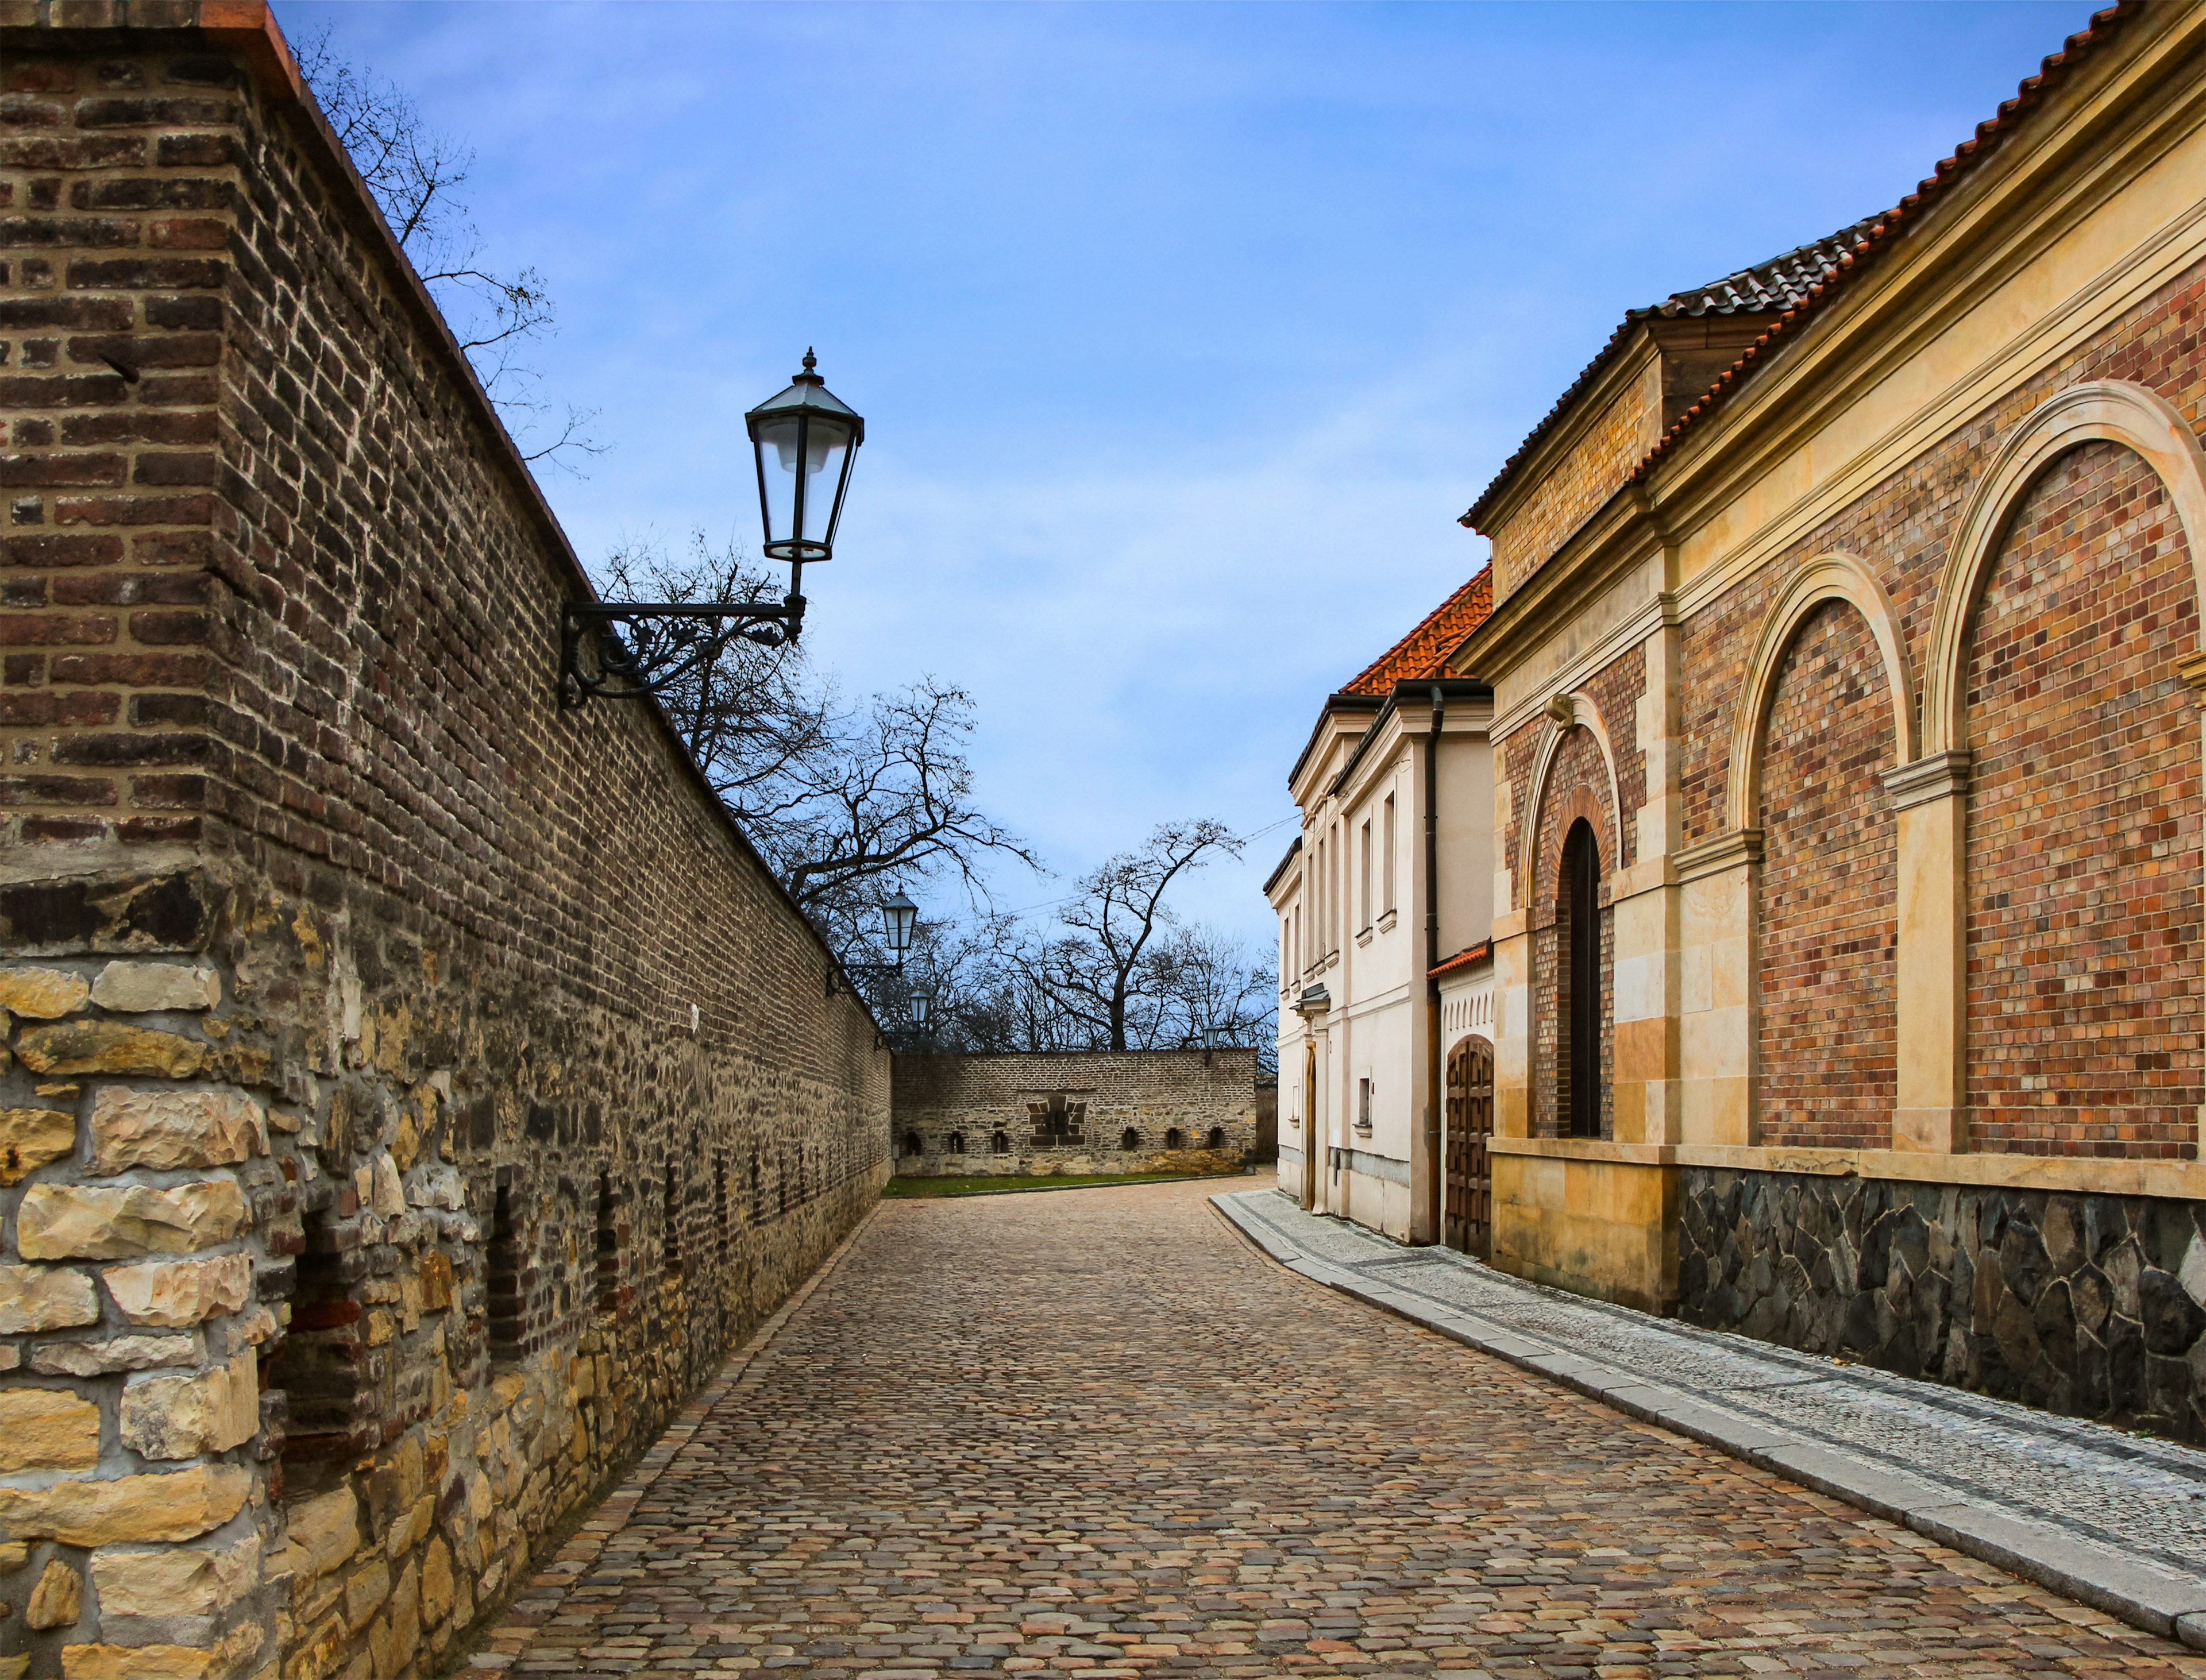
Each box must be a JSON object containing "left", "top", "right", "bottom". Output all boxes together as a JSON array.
[
  {"left": 476, "top": 1178, "right": 2206, "bottom": 1679},
  {"left": 1218, "top": 1189, "right": 2206, "bottom": 1602}
]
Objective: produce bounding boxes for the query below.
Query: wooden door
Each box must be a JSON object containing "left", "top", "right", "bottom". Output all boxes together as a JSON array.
[{"left": 1443, "top": 1036, "right": 1494, "bottom": 1256}]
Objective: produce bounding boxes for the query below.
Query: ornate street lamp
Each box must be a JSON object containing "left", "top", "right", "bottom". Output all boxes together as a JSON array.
[
  {"left": 882, "top": 890, "right": 917, "bottom": 964},
  {"left": 560, "top": 350, "right": 865, "bottom": 707},
  {"left": 908, "top": 985, "right": 936, "bottom": 1036}
]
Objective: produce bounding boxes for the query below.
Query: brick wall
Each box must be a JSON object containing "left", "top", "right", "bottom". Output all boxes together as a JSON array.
[
  {"left": 890, "top": 1051, "right": 1258, "bottom": 1179},
  {"left": 1487, "top": 373, "right": 1656, "bottom": 603},
  {"left": 1964, "top": 441, "right": 2201, "bottom": 1157},
  {"left": 1755, "top": 600, "right": 1899, "bottom": 1150},
  {"left": 0, "top": 20, "right": 889, "bottom": 1680},
  {"left": 1526, "top": 727, "right": 1615, "bottom": 1140},
  {"left": 1671, "top": 256, "right": 2206, "bottom": 1160}
]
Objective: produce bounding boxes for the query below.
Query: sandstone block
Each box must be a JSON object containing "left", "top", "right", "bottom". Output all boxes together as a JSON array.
[
  {"left": 120, "top": 1351, "right": 257, "bottom": 1460},
  {"left": 17, "top": 1179, "right": 247, "bottom": 1258},
  {"left": 371, "top": 1152, "right": 404, "bottom": 1219},
  {"left": 103, "top": 1252, "right": 252, "bottom": 1327},
  {"left": 32, "top": 1334, "right": 197, "bottom": 1376},
  {"left": 0, "top": 1542, "right": 26, "bottom": 1570},
  {"left": 91, "top": 1530, "right": 260, "bottom": 1619},
  {"left": 419, "top": 1536, "right": 453, "bottom": 1628},
  {"left": 60, "top": 1643, "right": 219, "bottom": 1679},
  {"left": 0, "top": 1388, "right": 101, "bottom": 1473},
  {"left": 0, "top": 1262, "right": 99, "bottom": 1333},
  {"left": 14, "top": 1021, "right": 205, "bottom": 1080},
  {"left": 0, "top": 968, "right": 91, "bottom": 1019},
  {"left": 0, "top": 1108, "right": 76, "bottom": 1185},
  {"left": 417, "top": 1251, "right": 453, "bottom": 1313},
  {"left": 89, "top": 962, "right": 220, "bottom": 1014},
  {"left": 25, "top": 1557, "right": 81, "bottom": 1629},
  {"left": 90, "top": 1087, "right": 265, "bottom": 1173},
  {"left": 0, "top": 1464, "right": 250, "bottom": 1545},
  {"left": 342, "top": 1555, "right": 389, "bottom": 1631},
  {"left": 284, "top": 1485, "right": 359, "bottom": 1580}
]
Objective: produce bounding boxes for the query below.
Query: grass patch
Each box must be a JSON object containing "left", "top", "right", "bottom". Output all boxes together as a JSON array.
[{"left": 882, "top": 1168, "right": 1248, "bottom": 1199}]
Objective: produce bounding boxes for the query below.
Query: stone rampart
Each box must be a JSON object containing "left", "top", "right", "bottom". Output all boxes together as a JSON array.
[
  {"left": 891, "top": 1052, "right": 1258, "bottom": 1179},
  {"left": 0, "top": 10, "right": 890, "bottom": 1679}
]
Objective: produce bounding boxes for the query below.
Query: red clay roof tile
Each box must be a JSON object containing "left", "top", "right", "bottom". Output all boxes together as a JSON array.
[{"left": 1340, "top": 566, "right": 1494, "bottom": 696}]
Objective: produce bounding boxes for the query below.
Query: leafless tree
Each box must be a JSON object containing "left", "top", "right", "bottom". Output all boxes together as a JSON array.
[
  {"left": 1008, "top": 820, "right": 1241, "bottom": 1051},
  {"left": 1143, "top": 922, "right": 1278, "bottom": 1064},
  {"left": 295, "top": 30, "right": 602, "bottom": 470},
  {"left": 602, "top": 537, "right": 1038, "bottom": 968}
]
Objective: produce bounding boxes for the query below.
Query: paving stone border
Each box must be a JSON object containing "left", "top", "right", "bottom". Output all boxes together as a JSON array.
[{"left": 1211, "top": 1188, "right": 2206, "bottom": 1650}]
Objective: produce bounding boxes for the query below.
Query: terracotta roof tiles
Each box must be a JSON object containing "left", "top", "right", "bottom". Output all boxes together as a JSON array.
[{"left": 1340, "top": 566, "right": 1494, "bottom": 696}]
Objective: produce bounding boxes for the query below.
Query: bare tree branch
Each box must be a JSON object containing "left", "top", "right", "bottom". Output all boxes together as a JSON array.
[{"left": 295, "top": 28, "right": 603, "bottom": 473}]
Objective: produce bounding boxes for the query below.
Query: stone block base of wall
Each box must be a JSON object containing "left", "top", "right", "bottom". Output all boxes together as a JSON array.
[
  {"left": 1490, "top": 1151, "right": 1678, "bottom": 1316},
  {"left": 1679, "top": 1165, "right": 2206, "bottom": 1444}
]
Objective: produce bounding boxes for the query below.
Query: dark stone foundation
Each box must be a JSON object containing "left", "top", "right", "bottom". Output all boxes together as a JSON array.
[{"left": 1679, "top": 1166, "right": 2206, "bottom": 1443}]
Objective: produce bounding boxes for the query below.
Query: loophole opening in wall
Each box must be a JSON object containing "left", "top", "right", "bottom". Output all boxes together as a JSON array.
[
  {"left": 268, "top": 1200, "right": 363, "bottom": 1497},
  {"left": 487, "top": 1184, "right": 524, "bottom": 1363},
  {"left": 664, "top": 1158, "right": 682, "bottom": 1275},
  {"left": 1166, "top": 1127, "right": 1184, "bottom": 1150},
  {"left": 594, "top": 1172, "right": 620, "bottom": 1313},
  {"left": 947, "top": 1132, "right": 966, "bottom": 1155},
  {"left": 1206, "top": 1126, "right": 1225, "bottom": 1150},
  {"left": 1121, "top": 1127, "right": 1141, "bottom": 1151},
  {"left": 715, "top": 1156, "right": 729, "bottom": 1256},
  {"left": 990, "top": 1129, "right": 1009, "bottom": 1155}
]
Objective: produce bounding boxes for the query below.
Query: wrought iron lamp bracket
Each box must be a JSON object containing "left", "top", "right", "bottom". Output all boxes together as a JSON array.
[{"left": 559, "top": 597, "right": 804, "bottom": 709}]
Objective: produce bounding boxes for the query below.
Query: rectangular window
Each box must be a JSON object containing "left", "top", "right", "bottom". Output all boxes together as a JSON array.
[
  {"left": 1359, "top": 821, "right": 1372, "bottom": 931},
  {"left": 1358, "top": 1077, "right": 1372, "bottom": 1131},
  {"left": 1383, "top": 794, "right": 1397, "bottom": 913}
]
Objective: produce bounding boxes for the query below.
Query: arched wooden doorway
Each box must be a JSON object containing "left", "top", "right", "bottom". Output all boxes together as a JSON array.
[{"left": 1443, "top": 1035, "right": 1493, "bottom": 1256}]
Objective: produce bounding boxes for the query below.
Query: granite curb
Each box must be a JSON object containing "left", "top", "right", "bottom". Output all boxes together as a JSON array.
[{"left": 1210, "top": 1188, "right": 2206, "bottom": 1650}]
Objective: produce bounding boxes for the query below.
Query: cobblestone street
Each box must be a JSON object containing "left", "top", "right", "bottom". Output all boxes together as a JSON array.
[{"left": 479, "top": 1179, "right": 2206, "bottom": 1679}]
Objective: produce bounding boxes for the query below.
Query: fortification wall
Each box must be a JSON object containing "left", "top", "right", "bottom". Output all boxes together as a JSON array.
[
  {"left": 891, "top": 1051, "right": 1258, "bottom": 1179},
  {"left": 0, "top": 13, "right": 890, "bottom": 1679}
]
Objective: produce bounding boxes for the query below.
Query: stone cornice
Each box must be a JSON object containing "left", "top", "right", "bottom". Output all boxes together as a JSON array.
[
  {"left": 1883, "top": 751, "right": 1973, "bottom": 812},
  {"left": 1672, "top": 829, "right": 1763, "bottom": 885}
]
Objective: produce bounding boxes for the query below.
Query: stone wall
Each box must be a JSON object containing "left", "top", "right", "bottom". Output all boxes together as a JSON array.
[
  {"left": 0, "top": 13, "right": 890, "bottom": 1680},
  {"left": 1679, "top": 1165, "right": 2206, "bottom": 1445},
  {"left": 890, "top": 1052, "right": 1258, "bottom": 1179}
]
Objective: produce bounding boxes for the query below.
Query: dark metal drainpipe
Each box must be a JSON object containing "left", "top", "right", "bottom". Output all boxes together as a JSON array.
[{"left": 1424, "top": 685, "right": 1444, "bottom": 1243}]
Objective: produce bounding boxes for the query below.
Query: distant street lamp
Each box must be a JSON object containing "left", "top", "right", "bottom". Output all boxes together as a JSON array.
[
  {"left": 909, "top": 985, "right": 936, "bottom": 1036},
  {"left": 560, "top": 350, "right": 865, "bottom": 706}
]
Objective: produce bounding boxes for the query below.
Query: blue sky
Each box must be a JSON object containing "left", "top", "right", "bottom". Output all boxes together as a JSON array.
[{"left": 279, "top": 0, "right": 2087, "bottom": 945}]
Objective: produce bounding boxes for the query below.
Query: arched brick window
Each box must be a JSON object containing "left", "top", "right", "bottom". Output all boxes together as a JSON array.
[
  {"left": 1205, "top": 1126, "right": 1225, "bottom": 1150},
  {"left": 1559, "top": 819, "right": 1602, "bottom": 1140},
  {"left": 1120, "top": 1127, "right": 1141, "bottom": 1150},
  {"left": 1166, "top": 1127, "right": 1184, "bottom": 1149},
  {"left": 487, "top": 1183, "right": 524, "bottom": 1360}
]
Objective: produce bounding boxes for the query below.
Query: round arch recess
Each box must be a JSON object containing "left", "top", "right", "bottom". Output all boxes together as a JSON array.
[
  {"left": 1725, "top": 554, "right": 1915, "bottom": 835},
  {"left": 1923, "top": 379, "right": 2206, "bottom": 757}
]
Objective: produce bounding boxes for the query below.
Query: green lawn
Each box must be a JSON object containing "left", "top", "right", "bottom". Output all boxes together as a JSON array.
[{"left": 882, "top": 1168, "right": 1250, "bottom": 1199}]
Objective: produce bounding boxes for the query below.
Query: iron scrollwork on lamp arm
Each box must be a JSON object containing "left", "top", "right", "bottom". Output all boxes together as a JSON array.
[{"left": 558, "top": 593, "right": 803, "bottom": 709}]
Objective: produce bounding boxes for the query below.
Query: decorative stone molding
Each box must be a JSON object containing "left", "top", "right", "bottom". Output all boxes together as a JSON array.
[
  {"left": 1883, "top": 750, "right": 1974, "bottom": 812},
  {"left": 1923, "top": 380, "right": 2206, "bottom": 755},
  {"left": 1672, "top": 829, "right": 1763, "bottom": 886}
]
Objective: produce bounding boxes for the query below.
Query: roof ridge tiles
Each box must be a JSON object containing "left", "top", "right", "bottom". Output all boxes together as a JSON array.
[{"left": 1458, "top": 0, "right": 2139, "bottom": 536}]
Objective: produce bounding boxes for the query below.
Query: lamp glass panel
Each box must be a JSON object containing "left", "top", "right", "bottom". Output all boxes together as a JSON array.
[
  {"left": 755, "top": 416, "right": 801, "bottom": 548},
  {"left": 792, "top": 420, "right": 853, "bottom": 549}
]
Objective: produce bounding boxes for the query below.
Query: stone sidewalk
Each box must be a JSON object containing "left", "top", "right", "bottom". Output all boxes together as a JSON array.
[{"left": 1214, "top": 1187, "right": 2206, "bottom": 1648}]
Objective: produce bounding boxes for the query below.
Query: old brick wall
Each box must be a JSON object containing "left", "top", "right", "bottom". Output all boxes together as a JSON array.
[
  {"left": 1673, "top": 256, "right": 2206, "bottom": 1157},
  {"left": 1754, "top": 600, "right": 1899, "bottom": 1150},
  {"left": 1488, "top": 373, "right": 1656, "bottom": 603},
  {"left": 0, "top": 20, "right": 889, "bottom": 1680},
  {"left": 1526, "top": 725, "right": 1616, "bottom": 1141},
  {"left": 1962, "top": 441, "right": 2202, "bottom": 1157},
  {"left": 889, "top": 1051, "right": 1259, "bottom": 1179}
]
